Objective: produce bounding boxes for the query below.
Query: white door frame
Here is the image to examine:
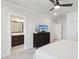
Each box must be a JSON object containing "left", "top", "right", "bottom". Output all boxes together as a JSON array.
[{"left": 9, "top": 12, "right": 27, "bottom": 54}]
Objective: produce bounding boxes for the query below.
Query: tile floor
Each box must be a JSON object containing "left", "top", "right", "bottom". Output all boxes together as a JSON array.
[{"left": 2, "top": 45, "right": 36, "bottom": 59}]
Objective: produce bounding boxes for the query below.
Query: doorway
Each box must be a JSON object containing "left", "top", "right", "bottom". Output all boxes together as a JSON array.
[
  {"left": 55, "top": 23, "right": 63, "bottom": 40},
  {"left": 10, "top": 15, "right": 25, "bottom": 54}
]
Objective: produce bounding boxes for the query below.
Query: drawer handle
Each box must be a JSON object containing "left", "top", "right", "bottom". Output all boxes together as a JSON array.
[
  {"left": 15, "top": 39, "right": 18, "bottom": 40},
  {"left": 15, "top": 42, "right": 18, "bottom": 44}
]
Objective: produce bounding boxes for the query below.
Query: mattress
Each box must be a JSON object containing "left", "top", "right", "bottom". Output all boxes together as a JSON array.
[{"left": 33, "top": 40, "right": 78, "bottom": 59}]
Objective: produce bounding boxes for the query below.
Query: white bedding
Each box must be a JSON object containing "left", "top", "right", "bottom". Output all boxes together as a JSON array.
[{"left": 33, "top": 40, "right": 78, "bottom": 59}]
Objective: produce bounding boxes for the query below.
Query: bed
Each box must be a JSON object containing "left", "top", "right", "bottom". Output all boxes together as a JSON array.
[{"left": 33, "top": 40, "right": 78, "bottom": 59}]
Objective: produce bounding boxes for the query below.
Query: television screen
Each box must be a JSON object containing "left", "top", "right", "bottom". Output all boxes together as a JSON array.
[{"left": 39, "top": 25, "right": 48, "bottom": 32}]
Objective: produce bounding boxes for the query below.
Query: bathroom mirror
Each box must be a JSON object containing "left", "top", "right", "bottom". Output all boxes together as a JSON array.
[{"left": 11, "top": 15, "right": 24, "bottom": 33}]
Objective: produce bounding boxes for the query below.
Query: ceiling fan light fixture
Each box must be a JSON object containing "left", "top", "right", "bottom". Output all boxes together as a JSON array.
[{"left": 54, "top": 5, "right": 60, "bottom": 9}]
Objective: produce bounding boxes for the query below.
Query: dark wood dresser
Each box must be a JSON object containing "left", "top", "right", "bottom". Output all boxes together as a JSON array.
[
  {"left": 33, "top": 32, "right": 50, "bottom": 48},
  {"left": 12, "top": 35, "right": 24, "bottom": 47}
]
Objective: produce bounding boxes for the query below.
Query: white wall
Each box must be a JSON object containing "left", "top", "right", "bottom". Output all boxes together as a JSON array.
[
  {"left": 1, "top": 6, "right": 11, "bottom": 58},
  {"left": 66, "top": 12, "right": 78, "bottom": 41},
  {"left": 1, "top": 1, "right": 54, "bottom": 58}
]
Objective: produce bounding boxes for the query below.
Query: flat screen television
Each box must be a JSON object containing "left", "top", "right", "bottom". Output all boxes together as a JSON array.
[{"left": 39, "top": 25, "right": 48, "bottom": 32}]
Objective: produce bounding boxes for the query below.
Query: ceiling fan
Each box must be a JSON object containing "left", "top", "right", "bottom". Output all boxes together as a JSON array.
[{"left": 49, "top": 0, "right": 73, "bottom": 11}]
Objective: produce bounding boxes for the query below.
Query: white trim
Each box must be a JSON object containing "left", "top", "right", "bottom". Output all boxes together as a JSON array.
[{"left": 8, "top": 12, "right": 28, "bottom": 55}]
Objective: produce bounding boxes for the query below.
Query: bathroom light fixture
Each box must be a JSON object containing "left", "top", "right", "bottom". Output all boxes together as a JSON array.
[{"left": 16, "top": 19, "right": 23, "bottom": 22}]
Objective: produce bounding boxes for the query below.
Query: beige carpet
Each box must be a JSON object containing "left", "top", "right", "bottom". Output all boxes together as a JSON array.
[{"left": 2, "top": 48, "right": 36, "bottom": 59}]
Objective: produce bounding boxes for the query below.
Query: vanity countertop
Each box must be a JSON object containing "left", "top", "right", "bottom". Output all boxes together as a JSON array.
[{"left": 12, "top": 33, "right": 24, "bottom": 36}]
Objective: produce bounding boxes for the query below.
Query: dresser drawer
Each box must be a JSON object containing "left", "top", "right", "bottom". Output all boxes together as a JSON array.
[{"left": 33, "top": 32, "right": 50, "bottom": 48}]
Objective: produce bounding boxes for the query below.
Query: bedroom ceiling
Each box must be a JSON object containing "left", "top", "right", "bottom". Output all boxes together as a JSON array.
[{"left": 4, "top": 0, "right": 78, "bottom": 15}]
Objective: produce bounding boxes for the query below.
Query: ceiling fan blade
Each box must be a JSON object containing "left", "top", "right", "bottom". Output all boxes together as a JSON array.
[
  {"left": 50, "top": 0, "right": 55, "bottom": 3},
  {"left": 56, "top": 0, "right": 58, "bottom": 2},
  {"left": 59, "top": 3, "right": 73, "bottom": 7},
  {"left": 50, "top": 7, "right": 54, "bottom": 11}
]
